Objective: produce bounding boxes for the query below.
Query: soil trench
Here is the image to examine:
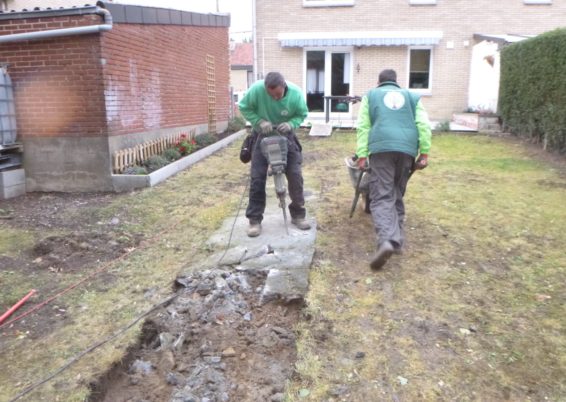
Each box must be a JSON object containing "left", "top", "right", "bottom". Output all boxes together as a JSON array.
[{"left": 89, "top": 267, "right": 302, "bottom": 402}]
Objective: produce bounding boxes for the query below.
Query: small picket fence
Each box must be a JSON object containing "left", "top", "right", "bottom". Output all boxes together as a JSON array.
[{"left": 112, "top": 130, "right": 195, "bottom": 174}]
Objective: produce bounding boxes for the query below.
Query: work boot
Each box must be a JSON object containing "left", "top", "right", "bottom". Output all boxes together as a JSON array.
[
  {"left": 291, "top": 218, "right": 311, "bottom": 230},
  {"left": 247, "top": 221, "right": 261, "bottom": 237},
  {"left": 370, "top": 241, "right": 394, "bottom": 270}
]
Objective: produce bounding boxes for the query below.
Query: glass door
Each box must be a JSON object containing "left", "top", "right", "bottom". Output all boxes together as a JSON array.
[{"left": 305, "top": 49, "right": 352, "bottom": 117}]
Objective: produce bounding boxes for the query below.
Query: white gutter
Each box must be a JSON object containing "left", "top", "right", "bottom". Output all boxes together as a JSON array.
[{"left": 0, "top": 7, "right": 112, "bottom": 44}]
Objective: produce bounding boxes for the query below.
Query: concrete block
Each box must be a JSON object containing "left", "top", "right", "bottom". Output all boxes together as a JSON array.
[
  {"left": 0, "top": 168, "right": 25, "bottom": 187},
  {"left": 0, "top": 168, "right": 25, "bottom": 199}
]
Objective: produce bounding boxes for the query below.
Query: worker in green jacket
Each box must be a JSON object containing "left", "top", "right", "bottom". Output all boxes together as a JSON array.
[
  {"left": 238, "top": 72, "right": 310, "bottom": 237},
  {"left": 356, "top": 69, "right": 432, "bottom": 270}
]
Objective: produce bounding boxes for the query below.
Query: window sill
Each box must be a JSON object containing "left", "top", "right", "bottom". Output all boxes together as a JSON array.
[
  {"left": 303, "top": 0, "right": 355, "bottom": 7},
  {"left": 410, "top": 89, "right": 432, "bottom": 96}
]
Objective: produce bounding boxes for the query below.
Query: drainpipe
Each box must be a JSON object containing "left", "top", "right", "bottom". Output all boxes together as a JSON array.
[
  {"left": 0, "top": 6, "right": 112, "bottom": 44},
  {"left": 252, "top": 0, "right": 258, "bottom": 82}
]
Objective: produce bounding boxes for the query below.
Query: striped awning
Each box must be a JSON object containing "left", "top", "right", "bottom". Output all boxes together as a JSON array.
[{"left": 278, "top": 31, "right": 443, "bottom": 47}]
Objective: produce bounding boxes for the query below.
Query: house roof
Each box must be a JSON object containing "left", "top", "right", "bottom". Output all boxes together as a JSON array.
[
  {"left": 230, "top": 42, "right": 253, "bottom": 68},
  {"left": 278, "top": 31, "right": 443, "bottom": 47},
  {"left": 0, "top": 0, "right": 230, "bottom": 27}
]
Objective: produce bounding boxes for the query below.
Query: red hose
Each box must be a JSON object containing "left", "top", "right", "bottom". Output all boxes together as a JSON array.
[{"left": 0, "top": 289, "right": 36, "bottom": 325}]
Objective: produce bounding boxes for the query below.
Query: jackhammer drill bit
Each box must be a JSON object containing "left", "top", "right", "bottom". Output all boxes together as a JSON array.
[{"left": 274, "top": 171, "right": 289, "bottom": 235}]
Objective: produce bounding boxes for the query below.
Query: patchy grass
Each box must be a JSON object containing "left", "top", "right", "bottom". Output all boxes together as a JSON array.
[
  {"left": 288, "top": 132, "right": 566, "bottom": 401},
  {"left": 1, "top": 131, "right": 564, "bottom": 401},
  {"left": 0, "top": 141, "right": 249, "bottom": 401}
]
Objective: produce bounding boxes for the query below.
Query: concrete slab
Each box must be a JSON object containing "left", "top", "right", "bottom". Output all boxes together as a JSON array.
[
  {"left": 180, "top": 188, "right": 317, "bottom": 303},
  {"left": 308, "top": 123, "right": 333, "bottom": 137}
]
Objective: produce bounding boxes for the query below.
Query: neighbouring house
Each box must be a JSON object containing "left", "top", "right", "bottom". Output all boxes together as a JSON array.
[
  {"left": 253, "top": 0, "right": 566, "bottom": 126},
  {"left": 0, "top": 1, "right": 230, "bottom": 192},
  {"left": 230, "top": 41, "right": 253, "bottom": 95},
  {"left": 229, "top": 41, "right": 253, "bottom": 112}
]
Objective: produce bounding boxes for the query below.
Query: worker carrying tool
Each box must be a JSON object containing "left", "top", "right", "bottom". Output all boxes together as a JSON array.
[{"left": 238, "top": 71, "right": 311, "bottom": 237}]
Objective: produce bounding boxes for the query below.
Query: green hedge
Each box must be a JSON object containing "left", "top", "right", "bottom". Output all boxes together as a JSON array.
[{"left": 499, "top": 28, "right": 566, "bottom": 154}]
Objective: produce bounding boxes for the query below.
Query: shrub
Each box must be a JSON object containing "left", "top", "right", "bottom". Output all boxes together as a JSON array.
[
  {"left": 227, "top": 115, "right": 246, "bottom": 133},
  {"left": 500, "top": 28, "right": 566, "bottom": 153},
  {"left": 434, "top": 121, "right": 450, "bottom": 132},
  {"left": 123, "top": 166, "right": 148, "bottom": 175},
  {"left": 195, "top": 133, "right": 216, "bottom": 148},
  {"left": 162, "top": 147, "right": 181, "bottom": 162},
  {"left": 144, "top": 155, "right": 169, "bottom": 173}
]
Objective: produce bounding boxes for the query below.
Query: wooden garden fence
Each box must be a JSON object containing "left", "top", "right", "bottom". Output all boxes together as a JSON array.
[{"left": 112, "top": 130, "right": 195, "bottom": 174}]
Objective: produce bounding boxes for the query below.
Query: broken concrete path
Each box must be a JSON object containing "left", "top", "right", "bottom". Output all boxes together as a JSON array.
[{"left": 179, "top": 190, "right": 317, "bottom": 303}]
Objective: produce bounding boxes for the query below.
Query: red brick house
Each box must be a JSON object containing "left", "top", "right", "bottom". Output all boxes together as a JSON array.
[{"left": 0, "top": 1, "right": 230, "bottom": 192}]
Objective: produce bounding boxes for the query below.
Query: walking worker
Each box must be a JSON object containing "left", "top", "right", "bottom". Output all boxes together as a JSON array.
[
  {"left": 355, "top": 69, "right": 432, "bottom": 270},
  {"left": 238, "top": 71, "right": 311, "bottom": 237}
]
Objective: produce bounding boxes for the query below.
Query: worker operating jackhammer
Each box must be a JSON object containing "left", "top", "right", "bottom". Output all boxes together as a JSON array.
[{"left": 238, "top": 71, "right": 311, "bottom": 237}]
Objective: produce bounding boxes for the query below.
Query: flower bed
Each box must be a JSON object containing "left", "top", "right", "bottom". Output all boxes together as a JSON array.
[{"left": 112, "top": 129, "right": 247, "bottom": 192}]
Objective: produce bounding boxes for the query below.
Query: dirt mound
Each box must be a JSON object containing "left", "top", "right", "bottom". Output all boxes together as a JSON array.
[{"left": 30, "top": 232, "right": 141, "bottom": 273}]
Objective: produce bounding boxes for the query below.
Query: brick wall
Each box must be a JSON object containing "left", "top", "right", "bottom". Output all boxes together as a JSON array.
[
  {"left": 0, "top": 8, "right": 230, "bottom": 191},
  {"left": 101, "top": 24, "right": 230, "bottom": 137},
  {"left": 256, "top": 0, "right": 566, "bottom": 121},
  {"left": 0, "top": 14, "right": 106, "bottom": 138}
]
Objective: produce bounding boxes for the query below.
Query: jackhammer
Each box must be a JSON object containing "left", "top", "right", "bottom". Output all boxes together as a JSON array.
[{"left": 259, "top": 133, "right": 289, "bottom": 235}]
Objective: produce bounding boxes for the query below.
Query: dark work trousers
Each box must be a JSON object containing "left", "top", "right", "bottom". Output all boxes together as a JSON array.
[
  {"left": 245, "top": 130, "right": 306, "bottom": 223},
  {"left": 368, "top": 151, "right": 414, "bottom": 249}
]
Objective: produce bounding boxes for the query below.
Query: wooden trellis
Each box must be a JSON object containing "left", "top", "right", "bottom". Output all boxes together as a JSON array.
[
  {"left": 206, "top": 54, "right": 217, "bottom": 134},
  {"left": 112, "top": 130, "right": 195, "bottom": 174}
]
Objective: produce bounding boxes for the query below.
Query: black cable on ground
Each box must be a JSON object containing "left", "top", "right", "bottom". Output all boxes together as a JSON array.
[
  {"left": 8, "top": 293, "right": 178, "bottom": 402},
  {"left": 216, "top": 176, "right": 250, "bottom": 266}
]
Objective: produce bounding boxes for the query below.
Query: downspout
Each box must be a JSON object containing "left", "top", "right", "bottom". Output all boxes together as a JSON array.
[
  {"left": 0, "top": 6, "right": 112, "bottom": 44},
  {"left": 252, "top": 0, "right": 258, "bottom": 82}
]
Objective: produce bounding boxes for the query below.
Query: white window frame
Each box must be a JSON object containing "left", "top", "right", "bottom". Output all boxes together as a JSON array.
[
  {"left": 523, "top": 0, "right": 551, "bottom": 4},
  {"left": 303, "top": 0, "right": 355, "bottom": 7},
  {"left": 303, "top": 47, "right": 354, "bottom": 119},
  {"left": 407, "top": 46, "right": 433, "bottom": 95},
  {"left": 409, "top": 0, "right": 437, "bottom": 5}
]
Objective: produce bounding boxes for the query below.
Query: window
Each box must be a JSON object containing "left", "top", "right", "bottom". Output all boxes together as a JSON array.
[
  {"left": 303, "top": 0, "right": 355, "bottom": 7},
  {"left": 408, "top": 48, "right": 432, "bottom": 92},
  {"left": 523, "top": 0, "right": 551, "bottom": 3},
  {"left": 305, "top": 49, "right": 352, "bottom": 114},
  {"left": 409, "top": 0, "right": 437, "bottom": 4}
]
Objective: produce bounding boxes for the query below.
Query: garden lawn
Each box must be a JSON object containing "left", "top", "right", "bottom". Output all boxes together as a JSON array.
[
  {"left": 290, "top": 132, "right": 566, "bottom": 401},
  {"left": 0, "top": 131, "right": 564, "bottom": 401}
]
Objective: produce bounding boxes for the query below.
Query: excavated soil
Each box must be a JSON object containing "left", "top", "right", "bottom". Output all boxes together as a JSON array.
[{"left": 89, "top": 268, "right": 302, "bottom": 402}]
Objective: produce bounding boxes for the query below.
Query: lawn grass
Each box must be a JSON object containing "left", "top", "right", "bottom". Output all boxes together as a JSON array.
[
  {"left": 0, "top": 141, "right": 249, "bottom": 401},
  {"left": 0, "top": 131, "right": 564, "bottom": 401},
  {"left": 288, "top": 132, "right": 566, "bottom": 401}
]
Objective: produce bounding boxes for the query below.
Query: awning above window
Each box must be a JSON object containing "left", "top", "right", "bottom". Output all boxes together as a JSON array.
[
  {"left": 473, "top": 33, "right": 535, "bottom": 46},
  {"left": 278, "top": 31, "right": 443, "bottom": 47}
]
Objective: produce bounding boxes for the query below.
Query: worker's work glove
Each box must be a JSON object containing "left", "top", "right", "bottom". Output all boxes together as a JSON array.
[
  {"left": 258, "top": 120, "right": 273, "bottom": 135},
  {"left": 415, "top": 154, "right": 428, "bottom": 170},
  {"left": 357, "top": 157, "right": 368, "bottom": 171},
  {"left": 276, "top": 122, "right": 292, "bottom": 134}
]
